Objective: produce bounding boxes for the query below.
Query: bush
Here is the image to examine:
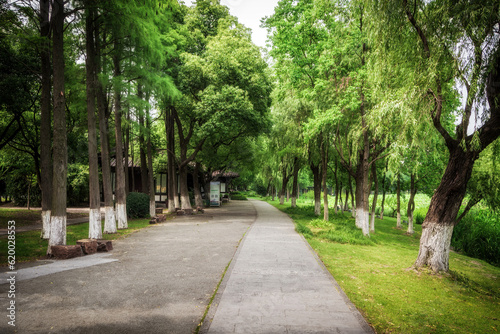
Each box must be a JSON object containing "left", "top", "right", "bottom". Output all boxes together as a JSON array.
[
  {"left": 452, "top": 209, "right": 500, "bottom": 266},
  {"left": 295, "top": 223, "right": 313, "bottom": 236},
  {"left": 5, "top": 174, "right": 41, "bottom": 207},
  {"left": 231, "top": 193, "right": 248, "bottom": 200},
  {"left": 126, "top": 192, "right": 150, "bottom": 218}
]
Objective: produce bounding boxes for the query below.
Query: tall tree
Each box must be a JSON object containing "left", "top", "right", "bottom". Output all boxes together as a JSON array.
[
  {"left": 370, "top": 0, "right": 500, "bottom": 272},
  {"left": 85, "top": 0, "right": 102, "bottom": 239},
  {"left": 95, "top": 14, "right": 117, "bottom": 233},
  {"left": 113, "top": 36, "right": 127, "bottom": 229},
  {"left": 48, "top": 0, "right": 67, "bottom": 253},
  {"left": 39, "top": 0, "right": 52, "bottom": 239}
]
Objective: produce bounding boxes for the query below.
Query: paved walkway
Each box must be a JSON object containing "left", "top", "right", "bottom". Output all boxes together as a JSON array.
[
  {"left": 201, "top": 200, "right": 372, "bottom": 334},
  {"left": 1, "top": 200, "right": 373, "bottom": 333}
]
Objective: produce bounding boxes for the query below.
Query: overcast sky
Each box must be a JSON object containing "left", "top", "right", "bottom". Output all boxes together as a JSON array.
[{"left": 183, "top": 0, "right": 280, "bottom": 49}]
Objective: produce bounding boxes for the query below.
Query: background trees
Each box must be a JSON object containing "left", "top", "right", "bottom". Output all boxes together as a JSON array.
[{"left": 1, "top": 0, "right": 499, "bottom": 273}]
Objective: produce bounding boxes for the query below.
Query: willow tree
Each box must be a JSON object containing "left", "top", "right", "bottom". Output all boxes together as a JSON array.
[
  {"left": 369, "top": 0, "right": 500, "bottom": 272},
  {"left": 263, "top": 0, "right": 328, "bottom": 217},
  {"left": 266, "top": 0, "right": 397, "bottom": 233}
]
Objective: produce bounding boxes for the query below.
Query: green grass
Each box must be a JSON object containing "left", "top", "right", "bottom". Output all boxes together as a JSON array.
[
  {"left": 0, "top": 218, "right": 154, "bottom": 265},
  {"left": 266, "top": 198, "right": 500, "bottom": 334}
]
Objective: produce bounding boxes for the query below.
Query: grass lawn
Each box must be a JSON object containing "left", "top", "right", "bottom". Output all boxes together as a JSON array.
[
  {"left": 267, "top": 199, "right": 500, "bottom": 334},
  {"left": 0, "top": 218, "right": 154, "bottom": 265}
]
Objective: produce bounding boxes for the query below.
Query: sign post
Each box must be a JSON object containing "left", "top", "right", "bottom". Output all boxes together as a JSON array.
[{"left": 210, "top": 181, "right": 221, "bottom": 207}]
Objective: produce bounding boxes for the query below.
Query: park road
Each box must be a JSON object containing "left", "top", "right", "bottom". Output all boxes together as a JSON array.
[
  {"left": 201, "top": 200, "right": 373, "bottom": 334},
  {"left": 0, "top": 201, "right": 255, "bottom": 334},
  {"left": 1, "top": 199, "right": 373, "bottom": 333}
]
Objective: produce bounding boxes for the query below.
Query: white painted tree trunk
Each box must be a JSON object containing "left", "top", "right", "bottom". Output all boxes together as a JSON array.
[
  {"left": 180, "top": 193, "right": 191, "bottom": 210},
  {"left": 88, "top": 208, "right": 102, "bottom": 239},
  {"left": 150, "top": 200, "right": 156, "bottom": 218},
  {"left": 397, "top": 212, "right": 401, "bottom": 229},
  {"left": 174, "top": 192, "right": 180, "bottom": 209},
  {"left": 355, "top": 208, "right": 362, "bottom": 228},
  {"left": 356, "top": 209, "right": 370, "bottom": 236},
  {"left": 362, "top": 209, "right": 369, "bottom": 236},
  {"left": 41, "top": 210, "right": 51, "bottom": 239},
  {"left": 116, "top": 203, "right": 127, "bottom": 229},
  {"left": 407, "top": 215, "right": 414, "bottom": 235},
  {"left": 48, "top": 216, "right": 66, "bottom": 254},
  {"left": 414, "top": 222, "right": 454, "bottom": 272},
  {"left": 103, "top": 206, "right": 117, "bottom": 234}
]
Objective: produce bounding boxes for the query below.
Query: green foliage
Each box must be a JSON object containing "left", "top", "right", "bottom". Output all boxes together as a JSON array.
[
  {"left": 126, "top": 192, "right": 150, "bottom": 218},
  {"left": 295, "top": 222, "right": 313, "bottom": 236},
  {"left": 67, "top": 163, "right": 89, "bottom": 206},
  {"left": 414, "top": 210, "right": 426, "bottom": 225},
  {"left": 230, "top": 192, "right": 247, "bottom": 200},
  {"left": 452, "top": 209, "right": 500, "bottom": 267},
  {"left": 4, "top": 173, "right": 40, "bottom": 207}
]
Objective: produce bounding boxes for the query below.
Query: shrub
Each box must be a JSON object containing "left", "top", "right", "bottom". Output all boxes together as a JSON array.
[
  {"left": 5, "top": 174, "right": 41, "bottom": 207},
  {"left": 126, "top": 192, "right": 150, "bottom": 218},
  {"left": 231, "top": 193, "right": 247, "bottom": 200},
  {"left": 452, "top": 209, "right": 500, "bottom": 266},
  {"left": 296, "top": 223, "right": 313, "bottom": 236}
]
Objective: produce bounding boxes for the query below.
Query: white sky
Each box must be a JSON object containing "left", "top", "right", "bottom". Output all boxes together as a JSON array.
[{"left": 183, "top": 0, "right": 280, "bottom": 49}]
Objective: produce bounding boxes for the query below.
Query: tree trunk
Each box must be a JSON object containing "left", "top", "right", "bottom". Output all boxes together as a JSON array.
[
  {"left": 348, "top": 174, "right": 355, "bottom": 217},
  {"left": 339, "top": 182, "right": 344, "bottom": 215},
  {"left": 165, "top": 106, "right": 176, "bottom": 212},
  {"left": 370, "top": 162, "right": 378, "bottom": 233},
  {"left": 85, "top": 2, "right": 102, "bottom": 239},
  {"left": 379, "top": 163, "right": 387, "bottom": 220},
  {"left": 124, "top": 99, "right": 131, "bottom": 196},
  {"left": 414, "top": 147, "right": 477, "bottom": 272},
  {"left": 291, "top": 160, "right": 300, "bottom": 208},
  {"left": 321, "top": 137, "right": 329, "bottom": 221},
  {"left": 96, "top": 24, "right": 116, "bottom": 234},
  {"left": 344, "top": 187, "right": 349, "bottom": 211},
  {"left": 39, "top": 0, "right": 52, "bottom": 240},
  {"left": 354, "top": 153, "right": 370, "bottom": 236},
  {"left": 279, "top": 165, "right": 290, "bottom": 205},
  {"left": 48, "top": 0, "right": 67, "bottom": 255},
  {"left": 113, "top": 39, "right": 127, "bottom": 229},
  {"left": 146, "top": 102, "right": 155, "bottom": 217},
  {"left": 407, "top": 173, "right": 416, "bottom": 234},
  {"left": 310, "top": 162, "right": 321, "bottom": 215},
  {"left": 334, "top": 159, "right": 339, "bottom": 214},
  {"left": 193, "top": 162, "right": 204, "bottom": 208},
  {"left": 178, "top": 164, "right": 192, "bottom": 211},
  {"left": 396, "top": 174, "right": 401, "bottom": 229},
  {"left": 138, "top": 85, "right": 149, "bottom": 195}
]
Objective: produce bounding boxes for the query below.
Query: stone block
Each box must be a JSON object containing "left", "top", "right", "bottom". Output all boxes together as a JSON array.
[
  {"left": 76, "top": 239, "right": 98, "bottom": 255},
  {"left": 96, "top": 239, "right": 113, "bottom": 252},
  {"left": 51, "top": 245, "right": 83, "bottom": 259}
]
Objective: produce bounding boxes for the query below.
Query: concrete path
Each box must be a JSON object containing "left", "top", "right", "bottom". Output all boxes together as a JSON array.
[
  {"left": 1, "top": 200, "right": 373, "bottom": 333},
  {"left": 0, "top": 201, "right": 255, "bottom": 334},
  {"left": 201, "top": 200, "right": 373, "bottom": 334}
]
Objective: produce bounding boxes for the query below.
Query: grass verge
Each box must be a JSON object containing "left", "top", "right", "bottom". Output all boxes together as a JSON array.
[
  {"left": 266, "top": 199, "right": 500, "bottom": 334},
  {"left": 0, "top": 218, "right": 154, "bottom": 265}
]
